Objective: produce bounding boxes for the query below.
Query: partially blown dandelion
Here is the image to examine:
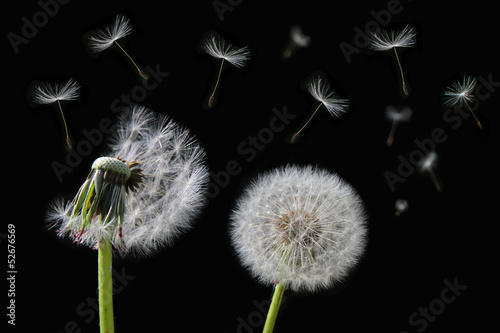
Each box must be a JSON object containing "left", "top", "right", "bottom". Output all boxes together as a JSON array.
[
  {"left": 32, "top": 78, "right": 81, "bottom": 150},
  {"left": 442, "top": 75, "right": 482, "bottom": 129},
  {"left": 201, "top": 32, "right": 250, "bottom": 108},
  {"left": 86, "top": 14, "right": 149, "bottom": 80},
  {"left": 47, "top": 105, "right": 209, "bottom": 332},
  {"left": 368, "top": 24, "right": 416, "bottom": 96},
  {"left": 385, "top": 105, "right": 412, "bottom": 146},
  {"left": 230, "top": 165, "right": 367, "bottom": 332},
  {"left": 290, "top": 73, "right": 349, "bottom": 143},
  {"left": 282, "top": 25, "right": 311, "bottom": 59}
]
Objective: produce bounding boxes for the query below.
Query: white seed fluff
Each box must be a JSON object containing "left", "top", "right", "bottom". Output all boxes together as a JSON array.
[
  {"left": 442, "top": 75, "right": 477, "bottom": 108},
  {"left": 306, "top": 74, "right": 350, "bottom": 118},
  {"left": 47, "top": 105, "right": 210, "bottom": 257},
  {"left": 201, "top": 33, "right": 251, "bottom": 69},
  {"left": 32, "top": 78, "right": 81, "bottom": 105},
  {"left": 87, "top": 14, "right": 133, "bottom": 53},
  {"left": 368, "top": 24, "right": 417, "bottom": 51},
  {"left": 229, "top": 165, "right": 368, "bottom": 292}
]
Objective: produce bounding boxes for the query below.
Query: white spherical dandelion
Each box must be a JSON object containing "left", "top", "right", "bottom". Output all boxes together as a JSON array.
[
  {"left": 229, "top": 165, "right": 368, "bottom": 292},
  {"left": 47, "top": 105, "right": 210, "bottom": 257}
]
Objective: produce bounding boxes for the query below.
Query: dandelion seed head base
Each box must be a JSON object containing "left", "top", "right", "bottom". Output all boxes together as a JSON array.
[
  {"left": 275, "top": 210, "right": 320, "bottom": 247},
  {"left": 92, "top": 157, "right": 131, "bottom": 179}
]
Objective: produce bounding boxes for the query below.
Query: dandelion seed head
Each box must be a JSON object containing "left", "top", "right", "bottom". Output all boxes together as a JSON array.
[
  {"left": 87, "top": 14, "right": 133, "bottom": 53},
  {"left": 32, "top": 78, "right": 81, "bottom": 105},
  {"left": 368, "top": 24, "right": 417, "bottom": 51},
  {"left": 47, "top": 105, "right": 210, "bottom": 257},
  {"left": 201, "top": 34, "right": 251, "bottom": 69},
  {"left": 442, "top": 75, "right": 477, "bottom": 108},
  {"left": 230, "top": 165, "right": 368, "bottom": 292},
  {"left": 306, "top": 74, "right": 350, "bottom": 118}
]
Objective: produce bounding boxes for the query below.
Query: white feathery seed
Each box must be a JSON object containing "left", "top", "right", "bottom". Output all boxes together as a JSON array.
[
  {"left": 368, "top": 24, "right": 417, "bottom": 51},
  {"left": 418, "top": 151, "right": 442, "bottom": 192},
  {"left": 442, "top": 75, "right": 477, "bottom": 108},
  {"left": 229, "top": 165, "right": 368, "bottom": 292},
  {"left": 385, "top": 106, "right": 412, "bottom": 122},
  {"left": 47, "top": 105, "right": 210, "bottom": 257},
  {"left": 87, "top": 14, "right": 133, "bottom": 53},
  {"left": 32, "top": 78, "right": 81, "bottom": 105},
  {"left": 306, "top": 74, "right": 350, "bottom": 118},
  {"left": 201, "top": 33, "right": 251, "bottom": 69}
]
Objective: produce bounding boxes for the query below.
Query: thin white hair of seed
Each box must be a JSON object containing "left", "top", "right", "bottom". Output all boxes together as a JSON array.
[
  {"left": 201, "top": 32, "right": 251, "bottom": 108},
  {"left": 442, "top": 75, "right": 482, "bottom": 130},
  {"left": 86, "top": 14, "right": 148, "bottom": 80},
  {"left": 46, "top": 105, "right": 210, "bottom": 257},
  {"left": 417, "top": 151, "right": 441, "bottom": 192},
  {"left": 32, "top": 78, "right": 81, "bottom": 149},
  {"left": 368, "top": 24, "right": 416, "bottom": 96},
  {"left": 229, "top": 164, "right": 368, "bottom": 293},
  {"left": 282, "top": 25, "right": 311, "bottom": 59},
  {"left": 385, "top": 106, "right": 412, "bottom": 146},
  {"left": 290, "top": 73, "right": 349, "bottom": 143}
]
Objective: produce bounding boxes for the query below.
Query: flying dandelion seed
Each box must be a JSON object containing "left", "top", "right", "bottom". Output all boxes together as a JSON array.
[
  {"left": 290, "top": 73, "right": 349, "bottom": 143},
  {"left": 368, "top": 24, "right": 416, "bottom": 96},
  {"left": 282, "top": 25, "right": 311, "bottom": 59},
  {"left": 442, "top": 75, "right": 482, "bottom": 130},
  {"left": 86, "top": 14, "right": 149, "bottom": 80},
  {"left": 46, "top": 105, "right": 209, "bottom": 332},
  {"left": 418, "top": 151, "right": 441, "bottom": 192},
  {"left": 31, "top": 78, "right": 81, "bottom": 150},
  {"left": 200, "top": 32, "right": 250, "bottom": 108},
  {"left": 394, "top": 199, "right": 409, "bottom": 216},
  {"left": 385, "top": 106, "right": 412, "bottom": 146},
  {"left": 230, "top": 165, "right": 367, "bottom": 332}
]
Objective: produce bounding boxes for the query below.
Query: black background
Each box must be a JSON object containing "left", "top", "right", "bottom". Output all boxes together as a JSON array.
[{"left": 5, "top": 0, "right": 499, "bottom": 332}]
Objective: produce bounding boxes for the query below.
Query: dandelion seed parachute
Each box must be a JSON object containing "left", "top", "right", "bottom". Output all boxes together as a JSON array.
[
  {"left": 47, "top": 105, "right": 210, "bottom": 257},
  {"left": 282, "top": 25, "right": 311, "bottom": 59},
  {"left": 229, "top": 164, "right": 368, "bottom": 292},
  {"left": 200, "top": 32, "right": 250, "bottom": 108},
  {"left": 368, "top": 24, "right": 416, "bottom": 96},
  {"left": 442, "top": 75, "right": 482, "bottom": 129},
  {"left": 31, "top": 78, "right": 81, "bottom": 149},
  {"left": 86, "top": 14, "right": 149, "bottom": 80},
  {"left": 385, "top": 106, "right": 412, "bottom": 146},
  {"left": 290, "top": 73, "right": 349, "bottom": 143}
]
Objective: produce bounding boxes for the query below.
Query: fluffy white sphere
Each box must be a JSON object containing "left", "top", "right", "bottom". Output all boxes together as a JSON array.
[{"left": 229, "top": 165, "right": 367, "bottom": 292}]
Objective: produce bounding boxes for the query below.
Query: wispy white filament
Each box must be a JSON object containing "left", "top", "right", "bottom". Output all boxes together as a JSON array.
[
  {"left": 230, "top": 165, "right": 367, "bottom": 292},
  {"left": 368, "top": 24, "right": 417, "bottom": 51},
  {"left": 32, "top": 78, "right": 81, "bottom": 104},
  {"left": 87, "top": 14, "right": 133, "bottom": 53},
  {"left": 47, "top": 105, "right": 210, "bottom": 257},
  {"left": 442, "top": 75, "right": 477, "bottom": 108},
  {"left": 201, "top": 33, "right": 251, "bottom": 69},
  {"left": 306, "top": 74, "right": 350, "bottom": 118}
]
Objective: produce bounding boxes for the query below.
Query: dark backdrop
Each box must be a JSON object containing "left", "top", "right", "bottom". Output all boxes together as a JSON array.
[{"left": 6, "top": 0, "right": 498, "bottom": 332}]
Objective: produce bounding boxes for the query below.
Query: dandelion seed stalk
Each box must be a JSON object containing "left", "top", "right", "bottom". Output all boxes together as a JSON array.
[
  {"left": 465, "top": 102, "right": 483, "bottom": 130},
  {"left": 208, "top": 58, "right": 225, "bottom": 108},
  {"left": 386, "top": 118, "right": 399, "bottom": 146},
  {"left": 98, "top": 238, "right": 115, "bottom": 333},
  {"left": 56, "top": 100, "right": 73, "bottom": 149},
  {"left": 393, "top": 48, "right": 408, "bottom": 96},
  {"left": 113, "top": 41, "right": 148, "bottom": 80},
  {"left": 263, "top": 283, "right": 285, "bottom": 333},
  {"left": 291, "top": 102, "right": 323, "bottom": 143}
]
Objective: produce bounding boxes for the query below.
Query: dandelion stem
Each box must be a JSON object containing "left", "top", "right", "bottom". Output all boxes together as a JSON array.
[
  {"left": 428, "top": 168, "right": 442, "bottom": 192},
  {"left": 386, "top": 118, "right": 399, "bottom": 146},
  {"left": 291, "top": 102, "right": 323, "bottom": 143},
  {"left": 465, "top": 102, "right": 483, "bottom": 130},
  {"left": 208, "top": 58, "right": 225, "bottom": 108},
  {"left": 98, "top": 238, "right": 115, "bottom": 333},
  {"left": 263, "top": 282, "right": 285, "bottom": 333},
  {"left": 57, "top": 100, "right": 72, "bottom": 149},
  {"left": 114, "top": 41, "right": 148, "bottom": 80},
  {"left": 393, "top": 48, "right": 408, "bottom": 96}
]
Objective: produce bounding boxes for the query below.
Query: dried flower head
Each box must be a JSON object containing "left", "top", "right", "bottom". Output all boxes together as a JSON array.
[
  {"left": 31, "top": 78, "right": 81, "bottom": 149},
  {"left": 385, "top": 106, "right": 412, "bottom": 146},
  {"left": 86, "top": 14, "right": 148, "bottom": 80},
  {"left": 201, "top": 32, "right": 251, "bottom": 108},
  {"left": 282, "top": 25, "right": 311, "bottom": 59},
  {"left": 291, "top": 73, "right": 349, "bottom": 143},
  {"left": 368, "top": 24, "right": 416, "bottom": 96},
  {"left": 230, "top": 165, "right": 368, "bottom": 292},
  {"left": 47, "top": 105, "right": 210, "bottom": 257},
  {"left": 442, "top": 75, "right": 482, "bottom": 130}
]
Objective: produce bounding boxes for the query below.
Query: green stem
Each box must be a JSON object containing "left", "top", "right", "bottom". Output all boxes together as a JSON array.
[
  {"left": 98, "top": 239, "right": 115, "bottom": 333},
  {"left": 263, "top": 283, "right": 286, "bottom": 333}
]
